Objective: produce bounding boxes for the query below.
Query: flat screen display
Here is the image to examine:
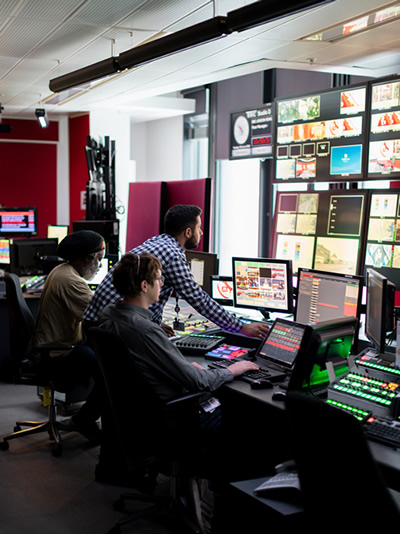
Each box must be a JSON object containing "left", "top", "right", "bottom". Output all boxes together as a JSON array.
[
  {"left": 274, "top": 84, "right": 367, "bottom": 182},
  {"left": 232, "top": 257, "right": 293, "bottom": 315},
  {"left": 0, "top": 238, "right": 10, "bottom": 264},
  {"left": 295, "top": 268, "right": 362, "bottom": 325},
  {"left": 271, "top": 190, "right": 366, "bottom": 276},
  {"left": 210, "top": 275, "right": 233, "bottom": 306},
  {"left": 230, "top": 104, "right": 273, "bottom": 159},
  {"left": 369, "top": 78, "right": 400, "bottom": 178},
  {"left": 0, "top": 208, "right": 38, "bottom": 236}
]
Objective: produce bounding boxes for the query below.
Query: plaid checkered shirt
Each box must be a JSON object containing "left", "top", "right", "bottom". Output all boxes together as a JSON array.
[{"left": 83, "top": 234, "right": 244, "bottom": 333}]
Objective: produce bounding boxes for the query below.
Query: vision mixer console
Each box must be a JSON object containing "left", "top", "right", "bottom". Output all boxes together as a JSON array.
[{"left": 327, "top": 352, "right": 400, "bottom": 447}]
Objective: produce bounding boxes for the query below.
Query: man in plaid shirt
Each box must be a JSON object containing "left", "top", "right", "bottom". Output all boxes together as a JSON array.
[{"left": 84, "top": 205, "right": 269, "bottom": 339}]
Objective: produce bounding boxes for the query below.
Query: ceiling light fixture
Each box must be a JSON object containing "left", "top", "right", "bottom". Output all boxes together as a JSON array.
[
  {"left": 49, "top": 0, "right": 334, "bottom": 93},
  {"left": 35, "top": 108, "right": 49, "bottom": 128}
]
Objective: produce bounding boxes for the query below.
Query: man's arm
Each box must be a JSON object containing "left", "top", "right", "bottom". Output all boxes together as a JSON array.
[{"left": 165, "top": 256, "right": 270, "bottom": 338}]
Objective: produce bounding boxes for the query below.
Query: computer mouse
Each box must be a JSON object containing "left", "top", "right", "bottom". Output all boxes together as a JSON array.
[
  {"left": 272, "top": 391, "right": 287, "bottom": 401},
  {"left": 250, "top": 379, "right": 273, "bottom": 390}
]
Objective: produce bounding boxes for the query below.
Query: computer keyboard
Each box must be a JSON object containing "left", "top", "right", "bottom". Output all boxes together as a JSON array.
[
  {"left": 208, "top": 360, "right": 276, "bottom": 383},
  {"left": 254, "top": 471, "right": 300, "bottom": 494},
  {"left": 364, "top": 419, "right": 400, "bottom": 448}
]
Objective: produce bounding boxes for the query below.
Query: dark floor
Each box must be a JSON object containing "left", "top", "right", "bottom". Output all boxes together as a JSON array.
[{"left": 0, "top": 382, "right": 186, "bottom": 534}]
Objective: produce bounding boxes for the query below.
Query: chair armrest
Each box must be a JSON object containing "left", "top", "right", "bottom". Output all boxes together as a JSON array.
[{"left": 165, "top": 391, "right": 205, "bottom": 408}]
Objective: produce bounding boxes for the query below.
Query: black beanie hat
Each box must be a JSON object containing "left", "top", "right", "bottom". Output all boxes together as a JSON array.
[{"left": 58, "top": 230, "right": 105, "bottom": 261}]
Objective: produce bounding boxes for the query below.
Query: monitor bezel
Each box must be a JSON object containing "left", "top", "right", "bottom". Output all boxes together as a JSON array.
[{"left": 232, "top": 256, "right": 294, "bottom": 316}]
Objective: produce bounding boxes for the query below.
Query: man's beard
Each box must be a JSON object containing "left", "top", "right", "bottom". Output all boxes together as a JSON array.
[{"left": 184, "top": 235, "right": 199, "bottom": 250}]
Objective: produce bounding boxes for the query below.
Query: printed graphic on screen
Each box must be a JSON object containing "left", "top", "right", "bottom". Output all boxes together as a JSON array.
[
  {"left": 278, "top": 96, "right": 320, "bottom": 123},
  {"left": 276, "top": 213, "right": 297, "bottom": 234},
  {"left": 296, "top": 158, "right": 316, "bottom": 179},
  {"left": 340, "top": 88, "right": 366, "bottom": 115},
  {"left": 371, "top": 112, "right": 400, "bottom": 134},
  {"left": 234, "top": 260, "right": 289, "bottom": 311},
  {"left": 211, "top": 279, "right": 233, "bottom": 301},
  {"left": 327, "top": 195, "right": 364, "bottom": 236},
  {"left": 367, "top": 218, "right": 395, "bottom": 241},
  {"left": 365, "top": 244, "right": 393, "bottom": 267},
  {"left": 0, "top": 239, "right": 10, "bottom": 264},
  {"left": 314, "top": 237, "right": 359, "bottom": 275},
  {"left": 299, "top": 194, "right": 319, "bottom": 213},
  {"left": 392, "top": 245, "right": 400, "bottom": 268},
  {"left": 0, "top": 209, "right": 36, "bottom": 234},
  {"left": 330, "top": 145, "right": 362, "bottom": 175},
  {"left": 296, "top": 214, "right": 317, "bottom": 235},
  {"left": 370, "top": 194, "right": 398, "bottom": 217},
  {"left": 372, "top": 82, "right": 400, "bottom": 110},
  {"left": 368, "top": 140, "right": 400, "bottom": 174},
  {"left": 276, "top": 235, "right": 314, "bottom": 273}
]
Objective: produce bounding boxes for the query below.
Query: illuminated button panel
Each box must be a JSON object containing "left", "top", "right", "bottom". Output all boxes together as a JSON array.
[
  {"left": 326, "top": 398, "right": 371, "bottom": 422},
  {"left": 332, "top": 372, "right": 398, "bottom": 407},
  {"left": 356, "top": 357, "right": 400, "bottom": 377}
]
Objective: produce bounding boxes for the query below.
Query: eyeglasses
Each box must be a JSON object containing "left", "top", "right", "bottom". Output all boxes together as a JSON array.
[{"left": 155, "top": 276, "right": 165, "bottom": 285}]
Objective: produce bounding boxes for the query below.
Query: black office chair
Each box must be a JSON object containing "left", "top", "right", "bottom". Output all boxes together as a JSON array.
[
  {"left": 0, "top": 273, "right": 77, "bottom": 456},
  {"left": 88, "top": 327, "right": 208, "bottom": 534},
  {"left": 285, "top": 391, "right": 400, "bottom": 533}
]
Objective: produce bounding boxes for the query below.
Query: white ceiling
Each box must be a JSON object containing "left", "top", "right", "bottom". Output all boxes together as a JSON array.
[{"left": 1, "top": 0, "right": 400, "bottom": 123}]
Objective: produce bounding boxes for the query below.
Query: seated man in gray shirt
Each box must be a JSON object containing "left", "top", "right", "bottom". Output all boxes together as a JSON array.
[{"left": 99, "top": 251, "right": 259, "bottom": 403}]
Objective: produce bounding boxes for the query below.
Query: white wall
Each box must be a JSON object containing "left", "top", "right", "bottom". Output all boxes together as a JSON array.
[
  {"left": 131, "top": 115, "right": 183, "bottom": 182},
  {"left": 90, "top": 110, "right": 134, "bottom": 253}
]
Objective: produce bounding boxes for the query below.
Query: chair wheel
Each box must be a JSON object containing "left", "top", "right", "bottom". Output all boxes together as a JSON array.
[
  {"left": 14, "top": 426, "right": 21, "bottom": 432},
  {"left": 113, "top": 498, "right": 125, "bottom": 512},
  {"left": 0, "top": 441, "right": 9, "bottom": 451}
]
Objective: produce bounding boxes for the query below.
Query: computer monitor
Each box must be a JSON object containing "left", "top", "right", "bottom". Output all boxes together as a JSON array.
[
  {"left": 47, "top": 224, "right": 69, "bottom": 243},
  {"left": 365, "top": 268, "right": 395, "bottom": 354},
  {"left": 185, "top": 250, "right": 218, "bottom": 296},
  {"left": 86, "top": 254, "right": 117, "bottom": 291},
  {"left": 295, "top": 268, "right": 363, "bottom": 350},
  {"left": 10, "top": 238, "right": 59, "bottom": 276},
  {"left": 0, "top": 207, "right": 38, "bottom": 237},
  {"left": 0, "top": 238, "right": 11, "bottom": 265},
  {"left": 210, "top": 275, "right": 233, "bottom": 306},
  {"left": 289, "top": 316, "right": 358, "bottom": 392},
  {"left": 232, "top": 257, "right": 293, "bottom": 318}
]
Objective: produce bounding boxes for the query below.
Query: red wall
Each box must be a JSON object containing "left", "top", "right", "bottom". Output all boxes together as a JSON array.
[
  {"left": 69, "top": 115, "right": 90, "bottom": 227},
  {"left": 0, "top": 119, "right": 58, "bottom": 237}
]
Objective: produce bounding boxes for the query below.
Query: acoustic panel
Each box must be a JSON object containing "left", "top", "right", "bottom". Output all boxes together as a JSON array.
[{"left": 125, "top": 181, "right": 166, "bottom": 251}]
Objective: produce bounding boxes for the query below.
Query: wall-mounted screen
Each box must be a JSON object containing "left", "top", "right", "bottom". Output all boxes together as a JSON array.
[
  {"left": 0, "top": 207, "right": 38, "bottom": 237},
  {"left": 363, "top": 189, "right": 400, "bottom": 288},
  {"left": 271, "top": 190, "right": 367, "bottom": 275},
  {"left": 230, "top": 104, "right": 273, "bottom": 159},
  {"left": 274, "top": 85, "right": 367, "bottom": 182},
  {"left": 368, "top": 78, "right": 400, "bottom": 178}
]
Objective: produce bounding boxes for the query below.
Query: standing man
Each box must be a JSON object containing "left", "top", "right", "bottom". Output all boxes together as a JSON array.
[
  {"left": 33, "top": 230, "right": 105, "bottom": 441},
  {"left": 84, "top": 204, "right": 269, "bottom": 339}
]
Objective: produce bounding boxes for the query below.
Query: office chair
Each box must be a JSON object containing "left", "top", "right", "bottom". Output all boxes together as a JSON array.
[
  {"left": 285, "top": 391, "right": 400, "bottom": 533},
  {"left": 88, "top": 327, "right": 208, "bottom": 534},
  {"left": 0, "top": 272, "right": 77, "bottom": 456}
]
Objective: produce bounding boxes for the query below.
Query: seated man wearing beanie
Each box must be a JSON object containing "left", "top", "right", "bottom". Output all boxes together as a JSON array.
[{"left": 33, "top": 230, "right": 105, "bottom": 441}]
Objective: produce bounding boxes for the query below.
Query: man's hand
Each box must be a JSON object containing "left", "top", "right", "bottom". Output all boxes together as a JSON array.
[
  {"left": 161, "top": 323, "right": 176, "bottom": 337},
  {"left": 240, "top": 321, "right": 270, "bottom": 339},
  {"left": 228, "top": 360, "right": 259, "bottom": 377}
]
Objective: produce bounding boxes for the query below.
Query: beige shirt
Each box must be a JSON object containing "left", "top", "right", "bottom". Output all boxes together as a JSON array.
[{"left": 33, "top": 263, "right": 92, "bottom": 357}]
